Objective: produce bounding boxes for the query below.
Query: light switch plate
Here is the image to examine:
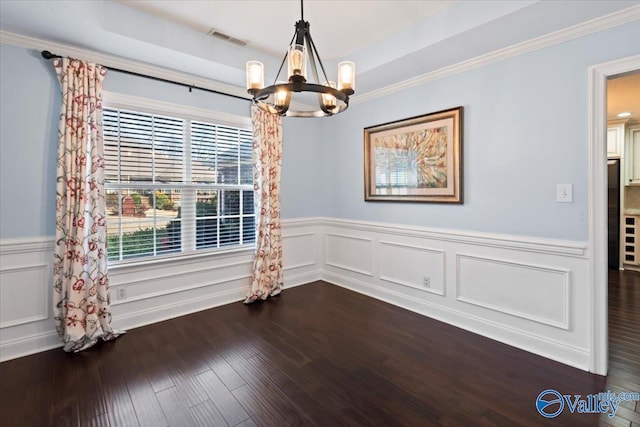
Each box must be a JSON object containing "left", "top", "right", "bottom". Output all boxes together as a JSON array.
[{"left": 557, "top": 184, "right": 573, "bottom": 203}]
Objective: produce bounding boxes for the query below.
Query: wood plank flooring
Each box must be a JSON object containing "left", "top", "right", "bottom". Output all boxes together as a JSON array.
[
  {"left": 0, "top": 276, "right": 638, "bottom": 426},
  {"left": 602, "top": 270, "right": 640, "bottom": 427}
]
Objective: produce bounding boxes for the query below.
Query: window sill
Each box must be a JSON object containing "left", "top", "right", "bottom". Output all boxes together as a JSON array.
[{"left": 108, "top": 244, "right": 256, "bottom": 273}]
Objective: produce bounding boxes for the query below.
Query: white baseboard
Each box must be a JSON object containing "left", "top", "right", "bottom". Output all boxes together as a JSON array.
[
  {"left": 321, "top": 271, "right": 590, "bottom": 371},
  {"left": 0, "top": 330, "right": 61, "bottom": 362},
  {"left": 0, "top": 286, "right": 249, "bottom": 362},
  {"left": 284, "top": 269, "right": 323, "bottom": 289},
  {"left": 112, "top": 287, "right": 246, "bottom": 332}
]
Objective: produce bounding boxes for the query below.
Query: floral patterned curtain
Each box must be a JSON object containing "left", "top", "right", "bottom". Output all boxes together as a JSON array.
[
  {"left": 245, "top": 106, "right": 283, "bottom": 303},
  {"left": 52, "top": 57, "right": 123, "bottom": 352}
]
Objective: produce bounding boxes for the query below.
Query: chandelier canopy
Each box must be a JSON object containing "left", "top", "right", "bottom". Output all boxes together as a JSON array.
[{"left": 245, "top": 0, "right": 355, "bottom": 117}]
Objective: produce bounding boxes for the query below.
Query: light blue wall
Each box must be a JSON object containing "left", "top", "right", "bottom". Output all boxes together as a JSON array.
[
  {"left": 280, "top": 117, "right": 326, "bottom": 218},
  {"left": 0, "top": 43, "right": 322, "bottom": 239},
  {"left": 104, "top": 71, "right": 250, "bottom": 118},
  {"left": 2, "top": 21, "right": 639, "bottom": 241},
  {"left": 324, "top": 21, "right": 640, "bottom": 241},
  {"left": 0, "top": 44, "right": 59, "bottom": 238}
]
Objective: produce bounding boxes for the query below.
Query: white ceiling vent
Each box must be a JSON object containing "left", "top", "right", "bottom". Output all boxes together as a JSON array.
[{"left": 207, "top": 29, "right": 247, "bottom": 47}]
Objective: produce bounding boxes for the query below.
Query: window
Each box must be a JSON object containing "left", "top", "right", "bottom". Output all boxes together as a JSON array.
[{"left": 103, "top": 106, "right": 255, "bottom": 262}]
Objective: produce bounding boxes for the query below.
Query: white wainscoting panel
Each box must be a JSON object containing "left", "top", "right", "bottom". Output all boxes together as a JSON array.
[
  {"left": 325, "top": 232, "right": 373, "bottom": 276},
  {"left": 282, "top": 232, "right": 318, "bottom": 270},
  {"left": 0, "top": 237, "right": 58, "bottom": 361},
  {"left": 318, "top": 217, "right": 591, "bottom": 371},
  {"left": 282, "top": 218, "right": 322, "bottom": 288},
  {"left": 109, "top": 255, "right": 254, "bottom": 306},
  {"left": 379, "top": 240, "right": 445, "bottom": 296},
  {"left": 0, "top": 218, "right": 595, "bottom": 371},
  {"left": 456, "top": 254, "right": 569, "bottom": 329},
  {"left": 283, "top": 232, "right": 317, "bottom": 271},
  {"left": 0, "top": 264, "right": 49, "bottom": 328},
  {"left": 0, "top": 218, "right": 322, "bottom": 361}
]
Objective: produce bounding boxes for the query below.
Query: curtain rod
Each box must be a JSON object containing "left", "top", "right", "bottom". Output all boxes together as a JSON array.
[{"left": 41, "top": 50, "right": 250, "bottom": 102}]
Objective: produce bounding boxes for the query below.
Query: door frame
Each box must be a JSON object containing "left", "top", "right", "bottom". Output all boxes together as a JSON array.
[{"left": 588, "top": 54, "right": 640, "bottom": 375}]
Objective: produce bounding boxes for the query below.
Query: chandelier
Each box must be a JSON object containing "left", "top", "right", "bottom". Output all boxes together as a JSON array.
[{"left": 245, "top": 0, "right": 355, "bottom": 117}]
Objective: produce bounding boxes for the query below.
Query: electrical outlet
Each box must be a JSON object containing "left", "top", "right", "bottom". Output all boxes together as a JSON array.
[
  {"left": 117, "top": 287, "right": 127, "bottom": 300},
  {"left": 556, "top": 184, "right": 573, "bottom": 203},
  {"left": 423, "top": 276, "right": 430, "bottom": 288}
]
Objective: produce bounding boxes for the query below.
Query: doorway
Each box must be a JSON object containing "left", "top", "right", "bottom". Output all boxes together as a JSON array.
[
  {"left": 588, "top": 55, "right": 640, "bottom": 376},
  {"left": 607, "top": 159, "right": 620, "bottom": 269},
  {"left": 607, "top": 72, "right": 640, "bottom": 272},
  {"left": 602, "top": 71, "right": 640, "bottom": 426}
]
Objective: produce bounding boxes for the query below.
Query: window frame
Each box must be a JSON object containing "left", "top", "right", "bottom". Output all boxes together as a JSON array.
[{"left": 102, "top": 91, "right": 255, "bottom": 267}]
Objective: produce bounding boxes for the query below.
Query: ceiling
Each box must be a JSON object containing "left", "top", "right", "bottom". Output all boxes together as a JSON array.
[
  {"left": 1, "top": 1, "right": 639, "bottom": 98},
  {"left": 608, "top": 71, "right": 640, "bottom": 123},
  {"left": 115, "top": 0, "right": 456, "bottom": 60}
]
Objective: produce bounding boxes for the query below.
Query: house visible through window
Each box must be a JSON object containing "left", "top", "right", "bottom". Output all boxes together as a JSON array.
[{"left": 103, "top": 107, "right": 255, "bottom": 262}]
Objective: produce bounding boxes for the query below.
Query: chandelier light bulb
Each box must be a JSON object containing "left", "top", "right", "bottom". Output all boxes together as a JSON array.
[
  {"left": 246, "top": 61, "right": 264, "bottom": 90},
  {"left": 338, "top": 61, "right": 355, "bottom": 92},
  {"left": 322, "top": 81, "right": 337, "bottom": 109},
  {"left": 288, "top": 44, "right": 306, "bottom": 79},
  {"left": 275, "top": 85, "right": 289, "bottom": 108}
]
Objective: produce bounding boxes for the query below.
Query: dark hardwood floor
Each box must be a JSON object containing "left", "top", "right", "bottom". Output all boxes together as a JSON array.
[
  {"left": 0, "top": 275, "right": 638, "bottom": 427},
  {"left": 602, "top": 269, "right": 640, "bottom": 427}
]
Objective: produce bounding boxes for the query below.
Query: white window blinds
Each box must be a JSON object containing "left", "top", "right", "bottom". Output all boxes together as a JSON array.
[{"left": 103, "top": 107, "right": 255, "bottom": 262}]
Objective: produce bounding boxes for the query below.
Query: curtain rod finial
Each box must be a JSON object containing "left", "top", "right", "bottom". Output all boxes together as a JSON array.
[{"left": 41, "top": 50, "right": 59, "bottom": 60}]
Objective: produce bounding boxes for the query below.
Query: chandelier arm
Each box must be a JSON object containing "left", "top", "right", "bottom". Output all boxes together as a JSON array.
[
  {"left": 284, "top": 102, "right": 348, "bottom": 117},
  {"left": 319, "top": 103, "right": 333, "bottom": 116},
  {"left": 255, "top": 95, "right": 349, "bottom": 117},
  {"left": 272, "top": 31, "right": 297, "bottom": 85},
  {"left": 306, "top": 32, "right": 331, "bottom": 85},
  {"left": 253, "top": 83, "right": 348, "bottom": 102},
  {"left": 303, "top": 32, "right": 331, "bottom": 114},
  {"left": 305, "top": 32, "right": 321, "bottom": 85}
]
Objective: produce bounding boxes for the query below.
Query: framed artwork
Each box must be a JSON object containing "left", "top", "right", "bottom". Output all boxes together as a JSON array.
[{"left": 364, "top": 106, "right": 463, "bottom": 203}]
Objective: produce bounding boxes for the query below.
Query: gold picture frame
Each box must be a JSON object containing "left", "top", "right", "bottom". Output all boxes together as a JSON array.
[{"left": 364, "top": 106, "right": 463, "bottom": 203}]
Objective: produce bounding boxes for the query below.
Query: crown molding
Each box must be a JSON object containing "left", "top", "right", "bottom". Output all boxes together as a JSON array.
[
  {"left": 0, "top": 30, "right": 322, "bottom": 111},
  {"left": 351, "top": 4, "right": 640, "bottom": 105},
  {"left": 0, "top": 30, "right": 250, "bottom": 101}
]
